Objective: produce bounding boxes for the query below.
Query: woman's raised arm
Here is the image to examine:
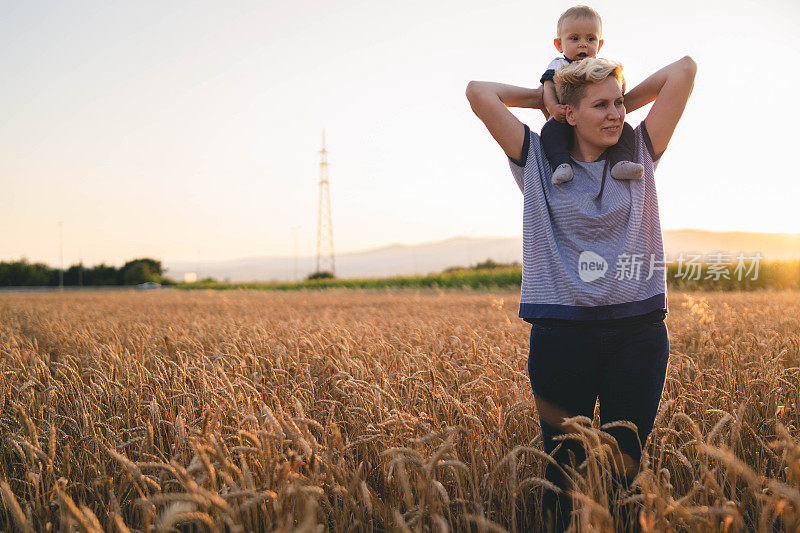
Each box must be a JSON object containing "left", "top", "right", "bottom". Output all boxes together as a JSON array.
[
  {"left": 623, "top": 56, "right": 697, "bottom": 158},
  {"left": 465, "top": 82, "right": 544, "bottom": 162}
]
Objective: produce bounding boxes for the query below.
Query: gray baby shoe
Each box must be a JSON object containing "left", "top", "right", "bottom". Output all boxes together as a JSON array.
[
  {"left": 552, "top": 163, "right": 573, "bottom": 185},
  {"left": 610, "top": 161, "right": 644, "bottom": 180}
]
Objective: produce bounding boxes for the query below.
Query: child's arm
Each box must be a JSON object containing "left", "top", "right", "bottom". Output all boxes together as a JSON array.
[{"left": 543, "top": 81, "right": 566, "bottom": 122}]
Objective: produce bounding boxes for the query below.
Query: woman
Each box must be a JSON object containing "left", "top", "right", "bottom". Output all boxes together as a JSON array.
[{"left": 466, "top": 56, "right": 696, "bottom": 531}]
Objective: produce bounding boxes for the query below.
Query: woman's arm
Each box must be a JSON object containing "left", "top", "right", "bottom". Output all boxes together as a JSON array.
[
  {"left": 465, "top": 82, "right": 544, "bottom": 162},
  {"left": 623, "top": 56, "right": 697, "bottom": 157}
]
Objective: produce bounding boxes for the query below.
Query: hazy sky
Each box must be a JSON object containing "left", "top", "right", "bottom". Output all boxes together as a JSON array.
[{"left": 3, "top": 0, "right": 798, "bottom": 266}]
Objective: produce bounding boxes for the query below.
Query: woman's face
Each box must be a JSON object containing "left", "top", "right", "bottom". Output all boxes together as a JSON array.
[{"left": 566, "top": 76, "right": 625, "bottom": 151}]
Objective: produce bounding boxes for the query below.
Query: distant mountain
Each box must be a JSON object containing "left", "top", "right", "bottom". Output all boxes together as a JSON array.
[{"left": 164, "top": 230, "right": 800, "bottom": 283}]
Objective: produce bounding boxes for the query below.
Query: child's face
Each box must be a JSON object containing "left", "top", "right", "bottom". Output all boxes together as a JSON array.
[{"left": 555, "top": 16, "right": 603, "bottom": 61}]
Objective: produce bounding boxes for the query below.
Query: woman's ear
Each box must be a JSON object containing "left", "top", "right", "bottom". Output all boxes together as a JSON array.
[{"left": 565, "top": 104, "right": 577, "bottom": 126}]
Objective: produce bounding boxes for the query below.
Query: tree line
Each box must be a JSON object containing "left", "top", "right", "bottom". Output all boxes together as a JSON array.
[{"left": 0, "top": 258, "right": 174, "bottom": 286}]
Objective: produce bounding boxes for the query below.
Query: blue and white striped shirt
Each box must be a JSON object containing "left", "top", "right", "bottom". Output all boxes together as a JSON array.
[{"left": 509, "top": 121, "right": 669, "bottom": 322}]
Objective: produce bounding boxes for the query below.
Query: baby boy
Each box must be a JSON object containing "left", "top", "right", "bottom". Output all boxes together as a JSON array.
[{"left": 540, "top": 5, "right": 644, "bottom": 185}]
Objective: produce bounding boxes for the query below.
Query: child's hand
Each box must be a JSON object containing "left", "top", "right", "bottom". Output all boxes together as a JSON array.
[{"left": 551, "top": 104, "right": 567, "bottom": 123}]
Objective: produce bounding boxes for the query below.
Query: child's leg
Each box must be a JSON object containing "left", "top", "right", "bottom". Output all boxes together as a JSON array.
[
  {"left": 608, "top": 121, "right": 644, "bottom": 180},
  {"left": 541, "top": 119, "right": 574, "bottom": 184},
  {"left": 541, "top": 118, "right": 572, "bottom": 169}
]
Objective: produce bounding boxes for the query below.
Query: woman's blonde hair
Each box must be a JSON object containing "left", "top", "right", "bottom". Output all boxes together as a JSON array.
[{"left": 554, "top": 57, "right": 624, "bottom": 107}]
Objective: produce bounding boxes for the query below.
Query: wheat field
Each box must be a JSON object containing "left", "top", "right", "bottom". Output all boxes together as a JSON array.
[{"left": 0, "top": 289, "right": 798, "bottom": 532}]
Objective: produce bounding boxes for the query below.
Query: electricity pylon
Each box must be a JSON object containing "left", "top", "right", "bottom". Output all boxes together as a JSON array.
[{"left": 315, "top": 130, "right": 335, "bottom": 276}]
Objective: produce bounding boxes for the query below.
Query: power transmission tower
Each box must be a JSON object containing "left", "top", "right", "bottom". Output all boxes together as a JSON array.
[{"left": 315, "top": 130, "right": 335, "bottom": 276}]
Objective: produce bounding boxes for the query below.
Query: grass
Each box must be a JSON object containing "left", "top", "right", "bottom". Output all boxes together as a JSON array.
[{"left": 0, "top": 289, "right": 798, "bottom": 531}]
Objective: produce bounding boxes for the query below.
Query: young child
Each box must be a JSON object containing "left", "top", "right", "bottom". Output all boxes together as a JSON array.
[{"left": 540, "top": 5, "right": 644, "bottom": 185}]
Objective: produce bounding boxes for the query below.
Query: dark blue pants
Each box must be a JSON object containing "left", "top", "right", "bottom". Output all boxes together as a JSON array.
[
  {"left": 527, "top": 317, "right": 670, "bottom": 532},
  {"left": 541, "top": 118, "right": 637, "bottom": 170}
]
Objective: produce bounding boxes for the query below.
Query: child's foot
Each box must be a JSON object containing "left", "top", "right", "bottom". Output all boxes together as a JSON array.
[
  {"left": 611, "top": 161, "right": 644, "bottom": 180},
  {"left": 552, "top": 163, "right": 573, "bottom": 184}
]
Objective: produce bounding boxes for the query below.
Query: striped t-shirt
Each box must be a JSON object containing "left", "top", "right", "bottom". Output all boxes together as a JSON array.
[{"left": 509, "top": 120, "right": 669, "bottom": 323}]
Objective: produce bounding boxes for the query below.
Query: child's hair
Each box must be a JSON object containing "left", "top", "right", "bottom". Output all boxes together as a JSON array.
[
  {"left": 557, "top": 5, "right": 603, "bottom": 37},
  {"left": 554, "top": 57, "right": 624, "bottom": 107}
]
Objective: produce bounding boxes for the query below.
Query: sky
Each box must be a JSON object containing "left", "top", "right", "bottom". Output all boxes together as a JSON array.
[{"left": 2, "top": 0, "right": 799, "bottom": 267}]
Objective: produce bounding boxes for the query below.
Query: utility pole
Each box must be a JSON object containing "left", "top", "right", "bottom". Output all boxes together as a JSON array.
[
  {"left": 58, "top": 221, "right": 64, "bottom": 291},
  {"left": 466, "top": 228, "right": 474, "bottom": 268},
  {"left": 291, "top": 226, "right": 301, "bottom": 281}
]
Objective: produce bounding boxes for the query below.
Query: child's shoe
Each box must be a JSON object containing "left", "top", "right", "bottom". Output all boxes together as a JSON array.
[
  {"left": 610, "top": 161, "right": 644, "bottom": 180},
  {"left": 552, "top": 163, "right": 573, "bottom": 184}
]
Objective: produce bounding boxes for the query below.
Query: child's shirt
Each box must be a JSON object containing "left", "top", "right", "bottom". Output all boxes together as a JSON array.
[{"left": 540, "top": 56, "right": 574, "bottom": 85}]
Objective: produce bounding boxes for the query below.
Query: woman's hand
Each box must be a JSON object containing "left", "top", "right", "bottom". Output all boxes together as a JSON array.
[
  {"left": 550, "top": 104, "right": 567, "bottom": 123},
  {"left": 466, "top": 82, "right": 544, "bottom": 163},
  {"left": 624, "top": 56, "right": 697, "bottom": 158}
]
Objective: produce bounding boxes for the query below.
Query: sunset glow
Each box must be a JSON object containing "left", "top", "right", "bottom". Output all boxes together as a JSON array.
[{"left": 2, "top": 0, "right": 798, "bottom": 268}]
